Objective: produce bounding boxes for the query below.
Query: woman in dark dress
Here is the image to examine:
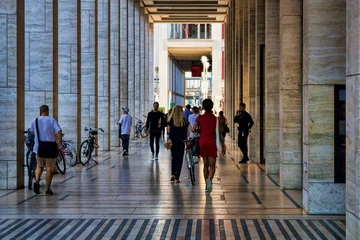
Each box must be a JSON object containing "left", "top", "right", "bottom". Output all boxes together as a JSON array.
[
  {"left": 190, "top": 99, "right": 226, "bottom": 192},
  {"left": 167, "top": 105, "right": 189, "bottom": 183}
]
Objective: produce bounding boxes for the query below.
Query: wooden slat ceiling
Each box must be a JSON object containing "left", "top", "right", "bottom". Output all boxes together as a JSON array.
[{"left": 142, "top": 0, "right": 230, "bottom": 23}]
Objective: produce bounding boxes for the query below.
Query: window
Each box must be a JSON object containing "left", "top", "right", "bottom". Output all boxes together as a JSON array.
[
  {"left": 200, "top": 24, "right": 206, "bottom": 39},
  {"left": 207, "top": 24, "right": 212, "bottom": 39},
  {"left": 334, "top": 85, "right": 346, "bottom": 183}
]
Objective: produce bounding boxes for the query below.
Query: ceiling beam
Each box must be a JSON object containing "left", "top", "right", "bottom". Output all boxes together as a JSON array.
[
  {"left": 144, "top": 4, "right": 229, "bottom": 8},
  {"left": 148, "top": 12, "right": 226, "bottom": 15}
]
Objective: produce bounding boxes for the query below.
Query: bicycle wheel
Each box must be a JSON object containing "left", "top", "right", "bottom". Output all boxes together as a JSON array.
[
  {"left": 140, "top": 127, "right": 148, "bottom": 138},
  {"left": 192, "top": 157, "right": 196, "bottom": 182},
  {"left": 79, "top": 140, "right": 91, "bottom": 165},
  {"left": 27, "top": 151, "right": 36, "bottom": 190},
  {"left": 56, "top": 150, "right": 66, "bottom": 174},
  {"left": 63, "top": 142, "right": 77, "bottom": 166}
]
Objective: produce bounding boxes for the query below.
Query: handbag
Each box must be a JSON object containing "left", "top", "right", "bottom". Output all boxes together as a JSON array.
[
  {"left": 164, "top": 138, "right": 173, "bottom": 150},
  {"left": 35, "top": 118, "right": 58, "bottom": 158},
  {"left": 224, "top": 125, "right": 230, "bottom": 133},
  {"left": 191, "top": 137, "right": 200, "bottom": 156}
]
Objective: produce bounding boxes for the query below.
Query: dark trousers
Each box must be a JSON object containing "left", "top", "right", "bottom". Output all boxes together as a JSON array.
[
  {"left": 150, "top": 131, "right": 161, "bottom": 155},
  {"left": 171, "top": 142, "right": 185, "bottom": 180},
  {"left": 121, "top": 134, "right": 130, "bottom": 152},
  {"left": 238, "top": 131, "right": 249, "bottom": 160}
]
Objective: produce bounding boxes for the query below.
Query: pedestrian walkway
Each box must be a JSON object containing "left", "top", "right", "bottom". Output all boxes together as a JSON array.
[{"left": 0, "top": 139, "right": 345, "bottom": 239}]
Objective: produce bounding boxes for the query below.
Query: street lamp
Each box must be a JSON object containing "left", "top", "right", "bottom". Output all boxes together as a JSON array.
[{"left": 200, "top": 56, "right": 209, "bottom": 101}]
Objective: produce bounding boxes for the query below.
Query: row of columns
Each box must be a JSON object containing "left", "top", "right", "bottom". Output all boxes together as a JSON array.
[
  {"left": 0, "top": 0, "right": 154, "bottom": 189},
  {"left": 226, "top": 0, "right": 360, "bottom": 237}
]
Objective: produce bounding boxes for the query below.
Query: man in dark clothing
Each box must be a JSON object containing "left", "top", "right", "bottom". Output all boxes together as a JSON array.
[
  {"left": 145, "top": 102, "right": 166, "bottom": 160},
  {"left": 234, "top": 103, "right": 254, "bottom": 163}
]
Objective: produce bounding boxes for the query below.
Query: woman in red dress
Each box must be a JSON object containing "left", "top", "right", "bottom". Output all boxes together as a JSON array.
[{"left": 190, "top": 99, "right": 226, "bottom": 192}]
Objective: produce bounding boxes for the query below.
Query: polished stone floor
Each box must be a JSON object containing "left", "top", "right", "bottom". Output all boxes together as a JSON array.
[{"left": 0, "top": 138, "right": 345, "bottom": 239}]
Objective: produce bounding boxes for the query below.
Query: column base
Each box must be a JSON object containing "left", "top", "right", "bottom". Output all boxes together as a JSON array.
[
  {"left": 347, "top": 210, "right": 360, "bottom": 239},
  {"left": 303, "top": 183, "right": 345, "bottom": 214}
]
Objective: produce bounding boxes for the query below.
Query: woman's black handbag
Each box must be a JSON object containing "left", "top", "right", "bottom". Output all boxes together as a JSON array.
[
  {"left": 224, "top": 125, "right": 230, "bottom": 133},
  {"left": 191, "top": 137, "right": 200, "bottom": 156},
  {"left": 35, "top": 118, "right": 58, "bottom": 158}
]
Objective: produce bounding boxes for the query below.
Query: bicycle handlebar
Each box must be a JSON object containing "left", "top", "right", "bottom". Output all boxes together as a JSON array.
[{"left": 84, "top": 127, "right": 104, "bottom": 132}]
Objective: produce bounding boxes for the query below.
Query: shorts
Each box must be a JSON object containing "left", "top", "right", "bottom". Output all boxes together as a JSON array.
[{"left": 36, "top": 154, "right": 57, "bottom": 168}]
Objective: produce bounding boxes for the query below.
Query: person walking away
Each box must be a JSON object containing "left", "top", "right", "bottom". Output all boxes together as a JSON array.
[
  {"left": 219, "top": 111, "right": 229, "bottom": 140},
  {"left": 119, "top": 107, "right": 132, "bottom": 156},
  {"left": 167, "top": 105, "right": 189, "bottom": 183},
  {"left": 188, "top": 106, "right": 200, "bottom": 163},
  {"left": 183, "top": 104, "right": 192, "bottom": 120},
  {"left": 234, "top": 103, "right": 254, "bottom": 163},
  {"left": 145, "top": 102, "right": 165, "bottom": 160},
  {"left": 190, "top": 99, "right": 226, "bottom": 192},
  {"left": 31, "top": 105, "right": 62, "bottom": 196}
]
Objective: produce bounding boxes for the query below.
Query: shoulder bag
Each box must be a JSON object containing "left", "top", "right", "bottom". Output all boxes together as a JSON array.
[{"left": 35, "top": 118, "right": 58, "bottom": 158}]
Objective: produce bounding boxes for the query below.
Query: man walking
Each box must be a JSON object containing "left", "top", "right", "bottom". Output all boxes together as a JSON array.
[
  {"left": 31, "top": 105, "right": 62, "bottom": 195},
  {"left": 145, "top": 102, "right": 165, "bottom": 160},
  {"left": 234, "top": 103, "right": 254, "bottom": 163},
  {"left": 183, "top": 104, "right": 192, "bottom": 120},
  {"left": 119, "top": 107, "right": 132, "bottom": 156}
]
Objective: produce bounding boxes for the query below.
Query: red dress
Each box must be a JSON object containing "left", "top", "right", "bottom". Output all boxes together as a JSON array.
[{"left": 196, "top": 112, "right": 218, "bottom": 158}]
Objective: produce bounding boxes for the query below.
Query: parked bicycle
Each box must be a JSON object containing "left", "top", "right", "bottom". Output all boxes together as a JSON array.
[
  {"left": 79, "top": 127, "right": 104, "bottom": 165},
  {"left": 56, "top": 148, "right": 66, "bottom": 174},
  {"left": 23, "top": 129, "right": 36, "bottom": 190},
  {"left": 134, "top": 115, "right": 148, "bottom": 139},
  {"left": 184, "top": 139, "right": 196, "bottom": 185},
  {"left": 58, "top": 134, "right": 77, "bottom": 166}
]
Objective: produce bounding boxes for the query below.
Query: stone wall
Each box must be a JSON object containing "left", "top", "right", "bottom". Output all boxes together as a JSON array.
[
  {"left": 303, "top": 0, "right": 346, "bottom": 214},
  {"left": 0, "top": 0, "right": 154, "bottom": 189},
  {"left": 0, "top": 0, "right": 25, "bottom": 189}
]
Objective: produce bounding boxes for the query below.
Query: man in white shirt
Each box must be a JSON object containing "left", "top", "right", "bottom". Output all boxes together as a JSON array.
[
  {"left": 30, "top": 105, "right": 62, "bottom": 196},
  {"left": 119, "top": 107, "right": 132, "bottom": 156}
]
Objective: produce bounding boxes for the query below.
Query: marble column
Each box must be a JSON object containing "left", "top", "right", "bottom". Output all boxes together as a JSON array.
[
  {"left": 119, "top": 0, "right": 128, "bottom": 110},
  {"left": 140, "top": 8, "right": 145, "bottom": 116},
  {"left": 242, "top": 0, "right": 249, "bottom": 107},
  {"left": 279, "top": 0, "right": 302, "bottom": 190},
  {"left": 97, "top": 0, "right": 109, "bottom": 150},
  {"left": 80, "top": 0, "right": 96, "bottom": 140},
  {"left": 134, "top": 0, "right": 140, "bottom": 121},
  {"left": 110, "top": 0, "right": 119, "bottom": 146},
  {"left": 149, "top": 23, "right": 154, "bottom": 111},
  {"left": 127, "top": 0, "right": 135, "bottom": 117},
  {"left": 58, "top": 0, "right": 79, "bottom": 148},
  {"left": 230, "top": 0, "right": 235, "bottom": 139},
  {"left": 25, "top": 0, "right": 55, "bottom": 126},
  {"left": 303, "top": 0, "right": 346, "bottom": 212},
  {"left": 347, "top": 0, "right": 360, "bottom": 236},
  {"left": 264, "top": 0, "right": 280, "bottom": 174},
  {"left": 255, "top": 0, "right": 265, "bottom": 164},
  {"left": 0, "top": 0, "right": 25, "bottom": 189},
  {"left": 144, "top": 16, "right": 149, "bottom": 112},
  {"left": 248, "top": 0, "right": 256, "bottom": 161}
]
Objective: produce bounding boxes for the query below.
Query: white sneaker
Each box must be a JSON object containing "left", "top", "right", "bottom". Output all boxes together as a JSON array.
[
  {"left": 155, "top": 155, "right": 159, "bottom": 160},
  {"left": 206, "top": 179, "right": 212, "bottom": 192},
  {"left": 151, "top": 153, "right": 154, "bottom": 160}
]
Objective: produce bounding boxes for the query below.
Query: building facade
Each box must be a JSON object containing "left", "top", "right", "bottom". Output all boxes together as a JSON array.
[{"left": 154, "top": 23, "right": 224, "bottom": 110}]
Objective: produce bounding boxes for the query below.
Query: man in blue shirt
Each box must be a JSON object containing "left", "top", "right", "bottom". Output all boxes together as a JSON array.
[
  {"left": 183, "top": 104, "right": 192, "bottom": 120},
  {"left": 119, "top": 107, "right": 132, "bottom": 156},
  {"left": 31, "top": 105, "right": 62, "bottom": 196}
]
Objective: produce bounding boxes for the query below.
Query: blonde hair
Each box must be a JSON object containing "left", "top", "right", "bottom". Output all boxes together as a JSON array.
[{"left": 168, "top": 105, "right": 186, "bottom": 127}]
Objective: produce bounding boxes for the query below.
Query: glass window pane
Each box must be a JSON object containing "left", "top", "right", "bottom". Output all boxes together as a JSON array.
[
  {"left": 207, "top": 24, "right": 212, "bottom": 39},
  {"left": 175, "top": 24, "right": 181, "bottom": 39},
  {"left": 200, "top": 24, "right": 206, "bottom": 39}
]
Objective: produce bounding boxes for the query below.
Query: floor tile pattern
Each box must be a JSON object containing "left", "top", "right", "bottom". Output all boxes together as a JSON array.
[
  {"left": 0, "top": 138, "right": 346, "bottom": 239},
  {"left": 0, "top": 218, "right": 346, "bottom": 239}
]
